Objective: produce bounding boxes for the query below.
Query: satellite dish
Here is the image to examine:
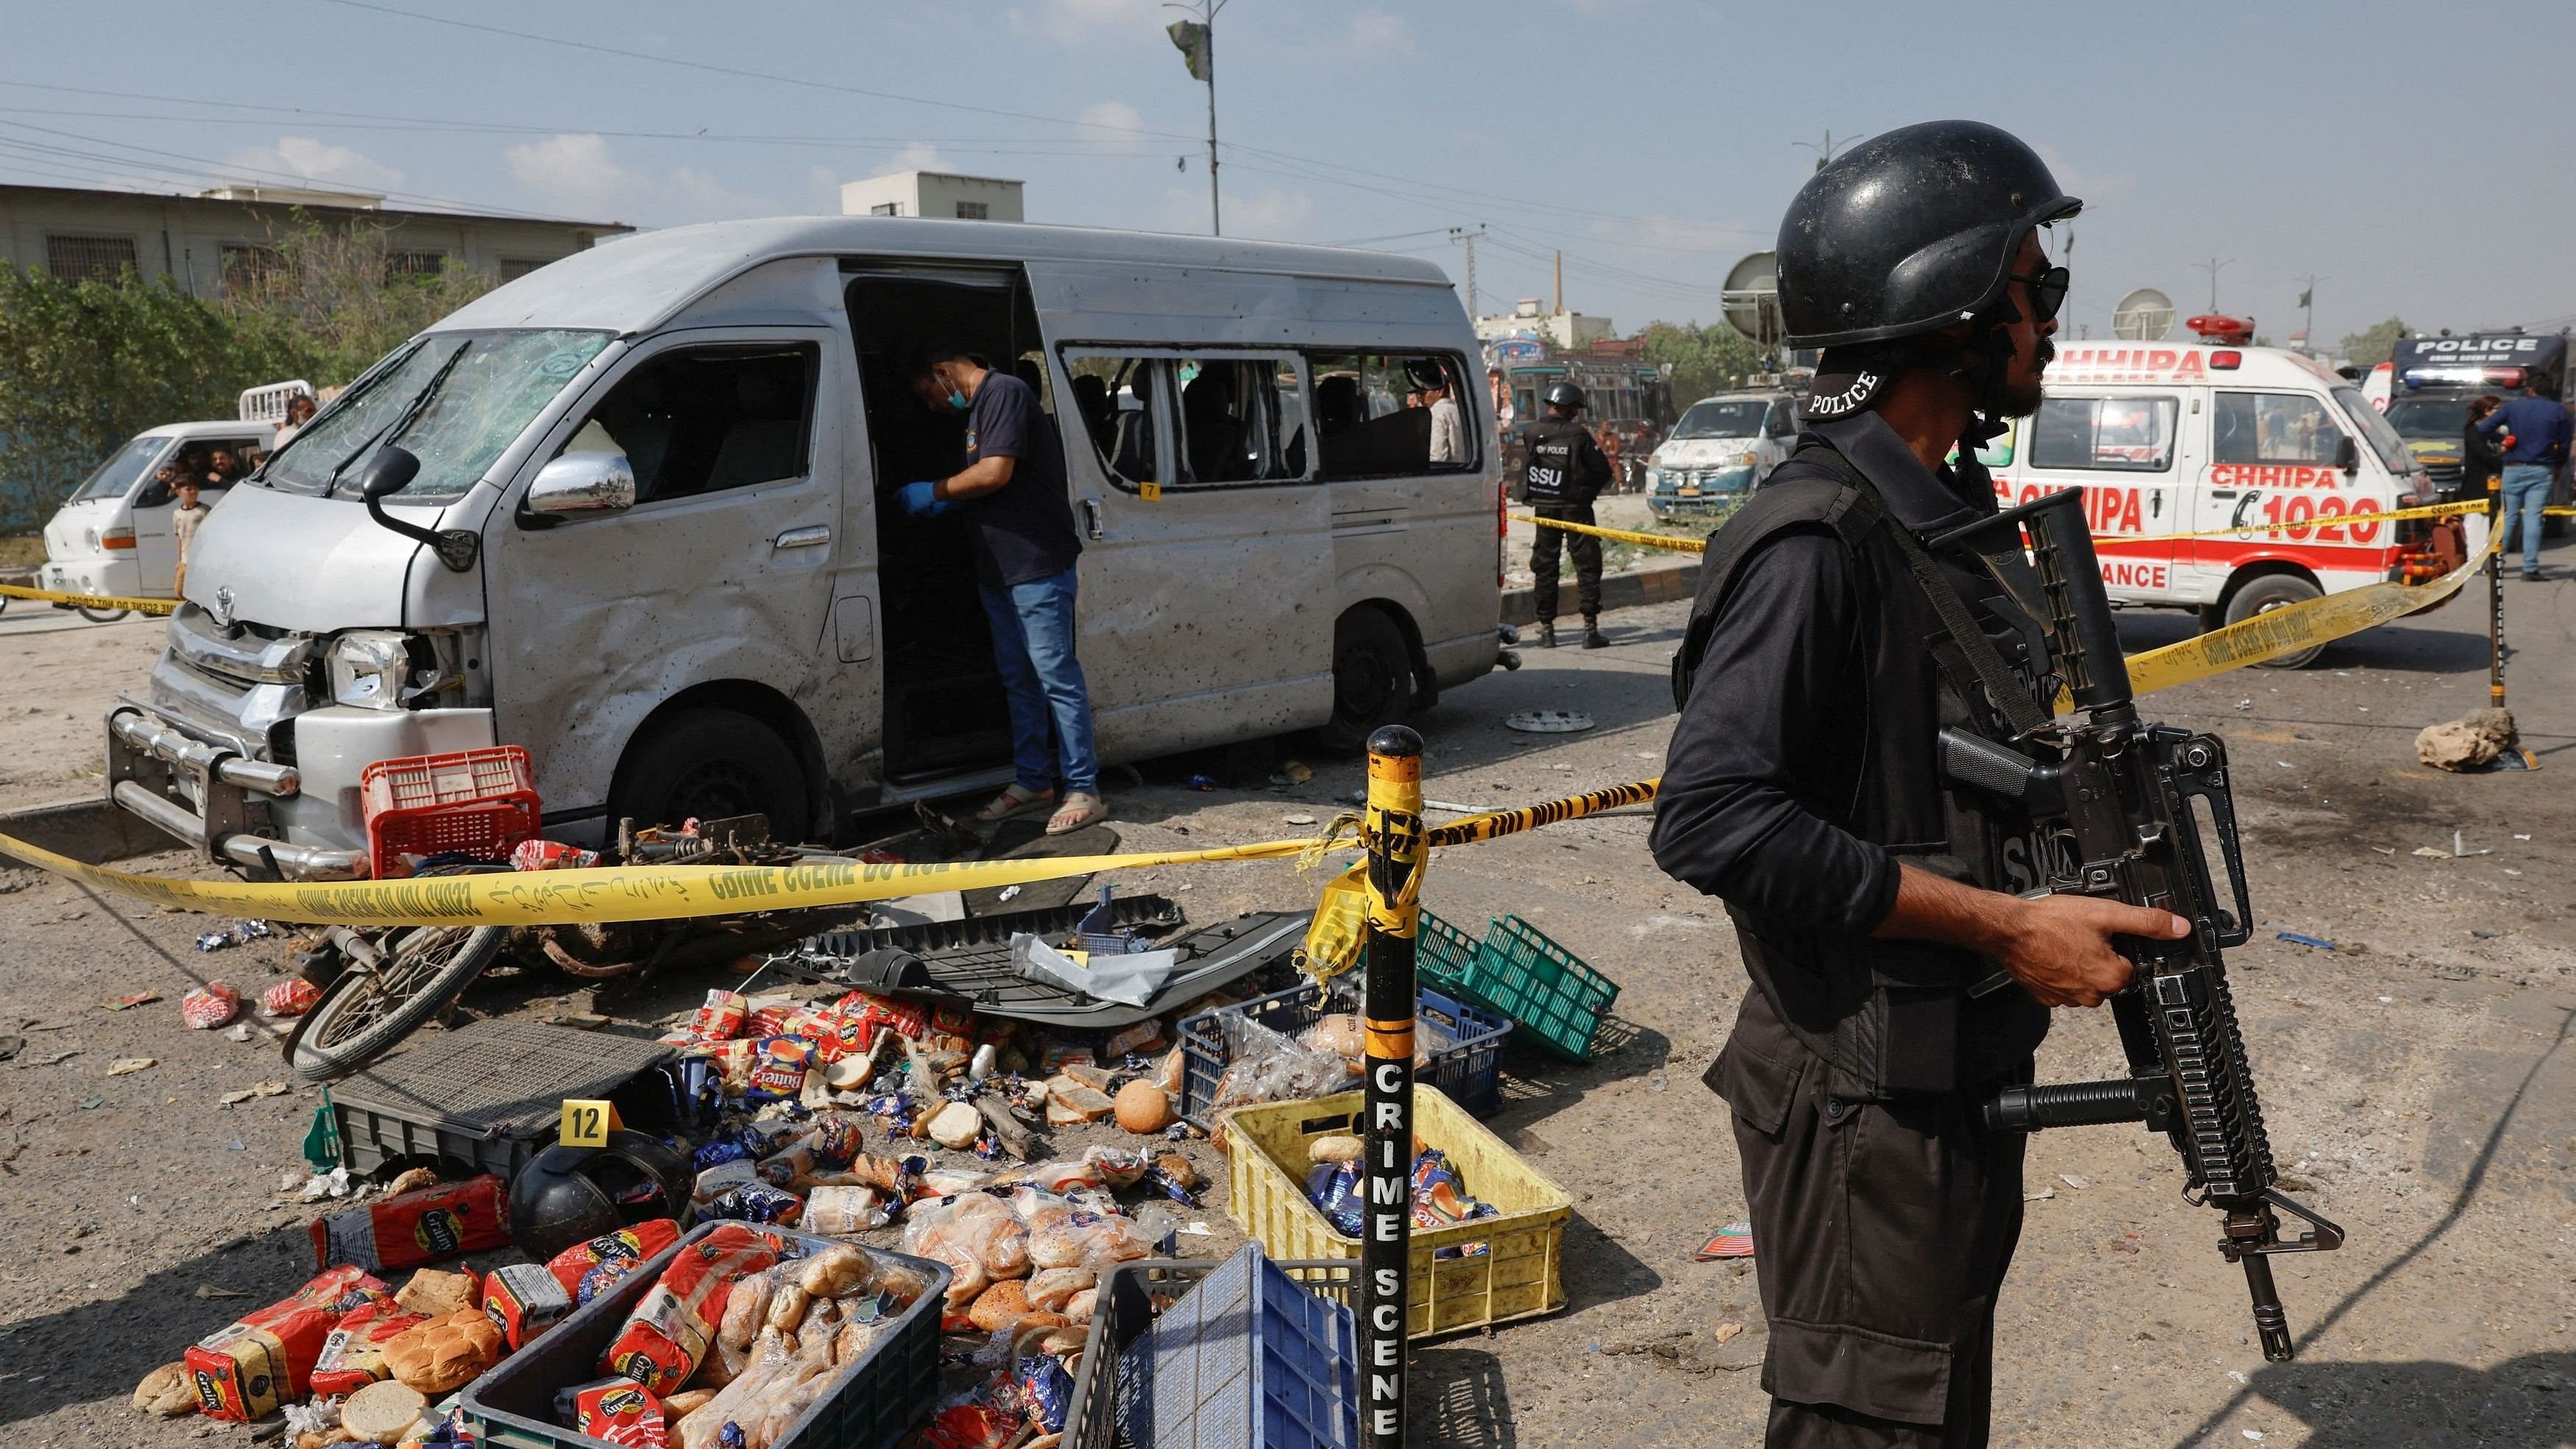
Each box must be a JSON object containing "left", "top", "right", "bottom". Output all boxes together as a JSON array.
[
  {"left": 1721, "top": 251, "right": 1781, "bottom": 348},
  {"left": 2112, "top": 287, "right": 2176, "bottom": 342}
]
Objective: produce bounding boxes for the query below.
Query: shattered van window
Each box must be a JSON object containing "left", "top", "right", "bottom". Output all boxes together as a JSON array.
[{"left": 266, "top": 329, "right": 611, "bottom": 503}]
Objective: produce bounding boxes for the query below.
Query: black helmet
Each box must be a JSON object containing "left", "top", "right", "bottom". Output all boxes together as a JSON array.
[
  {"left": 1777, "top": 121, "right": 2080, "bottom": 350},
  {"left": 1544, "top": 380, "right": 1586, "bottom": 411},
  {"left": 1404, "top": 358, "right": 1448, "bottom": 391},
  {"left": 506, "top": 1130, "right": 692, "bottom": 1261}
]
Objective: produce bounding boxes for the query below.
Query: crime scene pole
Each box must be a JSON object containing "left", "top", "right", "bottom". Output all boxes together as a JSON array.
[
  {"left": 2488, "top": 475, "right": 2507, "bottom": 709},
  {"left": 1359, "top": 724, "right": 1425, "bottom": 1449}
]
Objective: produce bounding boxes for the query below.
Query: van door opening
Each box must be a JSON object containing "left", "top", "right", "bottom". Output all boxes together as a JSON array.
[{"left": 842, "top": 264, "right": 1052, "bottom": 783}]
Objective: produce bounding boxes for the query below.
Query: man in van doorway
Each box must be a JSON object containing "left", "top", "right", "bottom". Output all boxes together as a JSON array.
[
  {"left": 2475, "top": 375, "right": 2569, "bottom": 581},
  {"left": 1524, "top": 380, "right": 1613, "bottom": 648},
  {"left": 899, "top": 346, "right": 1105, "bottom": 835}
]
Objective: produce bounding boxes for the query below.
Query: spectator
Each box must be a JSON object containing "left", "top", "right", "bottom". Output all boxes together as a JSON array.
[
  {"left": 171, "top": 477, "right": 211, "bottom": 598},
  {"left": 1409, "top": 359, "right": 1465, "bottom": 466},
  {"left": 206, "top": 445, "right": 244, "bottom": 483},
  {"left": 2476, "top": 377, "right": 2569, "bottom": 580},
  {"left": 2460, "top": 394, "right": 2503, "bottom": 503},
  {"left": 275, "top": 394, "right": 317, "bottom": 447}
]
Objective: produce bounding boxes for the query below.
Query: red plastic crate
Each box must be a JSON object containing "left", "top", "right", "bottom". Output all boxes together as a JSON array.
[{"left": 358, "top": 745, "right": 541, "bottom": 878}]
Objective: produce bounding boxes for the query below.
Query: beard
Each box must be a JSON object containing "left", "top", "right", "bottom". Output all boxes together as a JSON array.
[{"left": 1998, "top": 335, "right": 2055, "bottom": 417}]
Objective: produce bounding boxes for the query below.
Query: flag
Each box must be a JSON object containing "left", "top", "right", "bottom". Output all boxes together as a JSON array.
[
  {"left": 1167, "top": 19, "right": 1211, "bottom": 81},
  {"left": 2296, "top": 288, "right": 2312, "bottom": 308}
]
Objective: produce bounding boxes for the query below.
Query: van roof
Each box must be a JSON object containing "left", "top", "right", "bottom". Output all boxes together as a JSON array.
[
  {"left": 136, "top": 419, "right": 274, "bottom": 440},
  {"left": 432, "top": 216, "right": 1456, "bottom": 337},
  {"left": 2044, "top": 342, "right": 2347, "bottom": 392}
]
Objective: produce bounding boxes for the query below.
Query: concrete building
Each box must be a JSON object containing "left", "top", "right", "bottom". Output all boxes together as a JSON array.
[
  {"left": 839, "top": 171, "right": 1025, "bottom": 222},
  {"left": 0, "top": 183, "right": 626, "bottom": 294},
  {"left": 1475, "top": 297, "right": 1614, "bottom": 350}
]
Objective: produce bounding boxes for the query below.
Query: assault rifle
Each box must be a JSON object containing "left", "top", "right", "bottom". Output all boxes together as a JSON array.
[{"left": 1931, "top": 488, "right": 2343, "bottom": 1363}]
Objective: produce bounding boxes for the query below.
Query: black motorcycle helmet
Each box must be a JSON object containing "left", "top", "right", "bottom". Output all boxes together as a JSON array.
[
  {"left": 1778, "top": 120, "right": 2080, "bottom": 352},
  {"left": 1543, "top": 380, "right": 1587, "bottom": 412},
  {"left": 506, "top": 1130, "right": 693, "bottom": 1261}
]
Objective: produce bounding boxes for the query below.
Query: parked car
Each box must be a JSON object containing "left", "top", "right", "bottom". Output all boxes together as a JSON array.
[{"left": 1643, "top": 390, "right": 1798, "bottom": 517}]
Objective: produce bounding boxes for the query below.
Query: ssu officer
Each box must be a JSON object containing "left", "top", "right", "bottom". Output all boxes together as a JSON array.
[
  {"left": 1650, "top": 121, "right": 2190, "bottom": 1448},
  {"left": 1522, "top": 380, "right": 1613, "bottom": 648}
]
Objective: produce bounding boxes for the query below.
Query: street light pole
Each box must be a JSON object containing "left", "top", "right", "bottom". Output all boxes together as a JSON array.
[
  {"left": 2195, "top": 256, "right": 2235, "bottom": 313},
  {"left": 1164, "top": 0, "right": 1227, "bottom": 236}
]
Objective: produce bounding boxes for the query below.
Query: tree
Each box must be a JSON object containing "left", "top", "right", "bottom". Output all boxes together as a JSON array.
[
  {"left": 0, "top": 215, "right": 495, "bottom": 532},
  {"left": 2338, "top": 316, "right": 2411, "bottom": 369},
  {"left": 1637, "top": 321, "right": 1761, "bottom": 405}
]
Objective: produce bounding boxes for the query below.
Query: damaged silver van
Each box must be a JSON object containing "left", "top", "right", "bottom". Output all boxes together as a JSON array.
[{"left": 107, "top": 218, "right": 1502, "bottom": 878}]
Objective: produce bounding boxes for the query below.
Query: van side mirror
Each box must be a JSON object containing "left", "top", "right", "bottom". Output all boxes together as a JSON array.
[
  {"left": 2334, "top": 434, "right": 2360, "bottom": 475},
  {"left": 354, "top": 444, "right": 479, "bottom": 573},
  {"left": 524, "top": 452, "right": 637, "bottom": 518},
  {"left": 358, "top": 445, "right": 420, "bottom": 500}
]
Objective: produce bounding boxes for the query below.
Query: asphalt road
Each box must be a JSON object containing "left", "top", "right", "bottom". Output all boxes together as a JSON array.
[{"left": 1, "top": 536, "right": 2572, "bottom": 1447}]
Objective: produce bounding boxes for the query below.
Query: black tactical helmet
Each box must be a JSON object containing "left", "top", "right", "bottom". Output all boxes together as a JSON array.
[
  {"left": 1777, "top": 120, "right": 2080, "bottom": 350},
  {"left": 1544, "top": 380, "right": 1587, "bottom": 411},
  {"left": 506, "top": 1130, "right": 692, "bottom": 1261}
]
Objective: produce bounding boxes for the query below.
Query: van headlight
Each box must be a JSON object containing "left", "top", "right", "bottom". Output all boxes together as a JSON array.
[
  {"left": 1643, "top": 467, "right": 1664, "bottom": 491},
  {"left": 327, "top": 631, "right": 418, "bottom": 709}
]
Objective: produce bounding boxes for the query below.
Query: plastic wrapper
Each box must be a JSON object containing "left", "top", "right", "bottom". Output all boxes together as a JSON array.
[
  {"left": 690, "top": 989, "right": 749, "bottom": 1043},
  {"left": 904, "top": 1194, "right": 1029, "bottom": 1302},
  {"left": 694, "top": 1159, "right": 758, "bottom": 1208},
  {"left": 1207, "top": 1016, "right": 1356, "bottom": 1116},
  {"left": 716, "top": 1266, "right": 784, "bottom": 1353},
  {"left": 744, "top": 999, "right": 801, "bottom": 1039},
  {"left": 512, "top": 838, "right": 599, "bottom": 871},
  {"left": 548, "top": 1220, "right": 685, "bottom": 1305},
  {"left": 743, "top": 1036, "right": 818, "bottom": 1103},
  {"left": 1022, "top": 1266, "right": 1094, "bottom": 1314},
  {"left": 482, "top": 1262, "right": 573, "bottom": 1350},
  {"left": 307, "top": 1299, "right": 427, "bottom": 1398},
  {"left": 261, "top": 979, "right": 322, "bottom": 1018},
  {"left": 560, "top": 1375, "right": 666, "bottom": 1446},
  {"left": 1019, "top": 1352, "right": 1075, "bottom": 1435},
  {"left": 310, "top": 1175, "right": 509, "bottom": 1273},
  {"left": 1304, "top": 1159, "right": 1365, "bottom": 1239},
  {"left": 181, "top": 982, "right": 243, "bottom": 1030},
  {"left": 802, "top": 1186, "right": 891, "bottom": 1236},
  {"left": 1062, "top": 1287, "right": 1097, "bottom": 1324},
  {"left": 601, "top": 1224, "right": 785, "bottom": 1395},
  {"left": 1010, "top": 933, "right": 1178, "bottom": 1009},
  {"left": 184, "top": 1265, "right": 390, "bottom": 1422},
  {"left": 919, "top": 1403, "right": 1022, "bottom": 1449},
  {"left": 705, "top": 1183, "right": 802, "bottom": 1226}
]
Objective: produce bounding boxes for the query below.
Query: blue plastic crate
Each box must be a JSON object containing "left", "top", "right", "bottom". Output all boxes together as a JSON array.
[
  {"left": 1131, "top": 1243, "right": 1357, "bottom": 1449},
  {"left": 1177, "top": 983, "right": 1510, "bottom": 1125}
]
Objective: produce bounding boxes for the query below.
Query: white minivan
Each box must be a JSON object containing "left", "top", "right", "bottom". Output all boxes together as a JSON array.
[
  {"left": 107, "top": 218, "right": 1503, "bottom": 879},
  {"left": 36, "top": 421, "right": 275, "bottom": 609}
]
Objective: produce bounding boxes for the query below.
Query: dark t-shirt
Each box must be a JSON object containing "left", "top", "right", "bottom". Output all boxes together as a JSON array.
[{"left": 964, "top": 373, "right": 1082, "bottom": 587}]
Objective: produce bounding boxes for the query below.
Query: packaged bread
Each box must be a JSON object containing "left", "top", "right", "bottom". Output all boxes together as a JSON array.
[
  {"left": 600, "top": 1223, "right": 784, "bottom": 1395},
  {"left": 308, "top": 1299, "right": 429, "bottom": 1397},
  {"left": 717, "top": 1264, "right": 784, "bottom": 1351},
  {"left": 392, "top": 1266, "right": 480, "bottom": 1319},
  {"left": 381, "top": 1308, "right": 502, "bottom": 1395},
  {"left": 802, "top": 1185, "right": 888, "bottom": 1236},
  {"left": 1024, "top": 1266, "right": 1094, "bottom": 1314},
  {"left": 481, "top": 1261, "right": 573, "bottom": 1350},
  {"left": 310, "top": 1175, "right": 510, "bottom": 1274},
  {"left": 184, "top": 1264, "right": 391, "bottom": 1422},
  {"left": 797, "top": 1245, "right": 873, "bottom": 1298},
  {"left": 966, "top": 1280, "right": 1031, "bottom": 1333},
  {"left": 545, "top": 1219, "right": 683, "bottom": 1305}
]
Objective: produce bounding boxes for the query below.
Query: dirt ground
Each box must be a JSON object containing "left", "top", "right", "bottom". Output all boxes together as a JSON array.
[
  {"left": 1, "top": 538, "right": 2572, "bottom": 1448},
  {"left": 0, "top": 609, "right": 162, "bottom": 814}
]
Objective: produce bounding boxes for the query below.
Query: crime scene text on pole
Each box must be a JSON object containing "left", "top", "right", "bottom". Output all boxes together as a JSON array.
[{"left": 1359, "top": 724, "right": 1425, "bottom": 1449}]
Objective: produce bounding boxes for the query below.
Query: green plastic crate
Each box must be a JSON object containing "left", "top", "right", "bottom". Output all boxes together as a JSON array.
[
  {"left": 1459, "top": 915, "right": 1618, "bottom": 1061},
  {"left": 1415, "top": 911, "right": 1480, "bottom": 996}
]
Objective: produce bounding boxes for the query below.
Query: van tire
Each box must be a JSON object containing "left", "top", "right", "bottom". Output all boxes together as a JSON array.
[
  {"left": 1320, "top": 607, "right": 1419, "bottom": 754},
  {"left": 2223, "top": 573, "right": 2326, "bottom": 668},
  {"left": 610, "top": 709, "right": 810, "bottom": 843}
]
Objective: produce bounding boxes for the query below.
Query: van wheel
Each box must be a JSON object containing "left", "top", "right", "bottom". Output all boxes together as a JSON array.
[
  {"left": 1320, "top": 608, "right": 1419, "bottom": 754},
  {"left": 2224, "top": 574, "right": 2326, "bottom": 668},
  {"left": 610, "top": 709, "right": 810, "bottom": 843}
]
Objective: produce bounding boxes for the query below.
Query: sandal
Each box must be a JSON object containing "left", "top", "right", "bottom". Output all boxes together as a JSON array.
[
  {"left": 1044, "top": 790, "right": 1108, "bottom": 836},
  {"left": 976, "top": 783, "right": 1055, "bottom": 823}
]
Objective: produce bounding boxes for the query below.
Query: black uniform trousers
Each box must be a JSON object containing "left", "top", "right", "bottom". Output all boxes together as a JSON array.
[
  {"left": 1529, "top": 501, "right": 1602, "bottom": 620},
  {"left": 1713, "top": 990, "right": 2029, "bottom": 1448}
]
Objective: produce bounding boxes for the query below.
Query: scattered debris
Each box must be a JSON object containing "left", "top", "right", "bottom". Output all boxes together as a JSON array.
[
  {"left": 1186, "top": 773, "right": 1217, "bottom": 791},
  {"left": 2513, "top": 833, "right": 2533, "bottom": 842},
  {"left": 2025, "top": 1187, "right": 2056, "bottom": 1202},
  {"left": 2412, "top": 846, "right": 2450, "bottom": 860},
  {"left": 2416, "top": 709, "right": 2517, "bottom": 771},
  {"left": 219, "top": 1082, "right": 290, "bottom": 1105},
  {"left": 102, "top": 992, "right": 161, "bottom": 1012},
  {"left": 2452, "top": 830, "right": 2491, "bottom": 857},
  {"left": 181, "top": 983, "right": 243, "bottom": 1030},
  {"left": 1507, "top": 709, "right": 1595, "bottom": 734},
  {"left": 2059, "top": 1174, "right": 2090, "bottom": 1191},
  {"left": 194, "top": 1286, "right": 253, "bottom": 1300},
  {"left": 1694, "top": 1219, "right": 1755, "bottom": 1261},
  {"left": 1282, "top": 813, "right": 1317, "bottom": 826},
  {"left": 19, "top": 1048, "right": 80, "bottom": 1069},
  {"left": 1270, "top": 759, "right": 1314, "bottom": 786},
  {"left": 2276, "top": 932, "right": 2335, "bottom": 950},
  {"left": 105, "top": 1057, "right": 155, "bottom": 1076}
]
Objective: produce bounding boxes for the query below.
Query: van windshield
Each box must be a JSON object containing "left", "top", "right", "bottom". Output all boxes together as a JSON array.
[
  {"left": 2381, "top": 394, "right": 2467, "bottom": 443},
  {"left": 67, "top": 434, "right": 172, "bottom": 505},
  {"left": 1671, "top": 400, "right": 1769, "bottom": 439},
  {"left": 263, "top": 328, "right": 611, "bottom": 503}
]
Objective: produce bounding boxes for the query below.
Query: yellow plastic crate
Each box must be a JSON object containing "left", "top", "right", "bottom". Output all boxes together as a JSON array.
[{"left": 1221, "top": 1085, "right": 1571, "bottom": 1337}]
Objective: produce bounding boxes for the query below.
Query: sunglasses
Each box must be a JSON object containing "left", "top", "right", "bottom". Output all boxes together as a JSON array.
[{"left": 2010, "top": 266, "right": 2070, "bottom": 323}]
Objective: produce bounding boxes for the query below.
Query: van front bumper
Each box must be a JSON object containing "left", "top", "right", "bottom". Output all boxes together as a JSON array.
[{"left": 105, "top": 698, "right": 371, "bottom": 880}]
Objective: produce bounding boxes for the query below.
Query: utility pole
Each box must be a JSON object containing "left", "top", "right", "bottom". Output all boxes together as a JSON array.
[
  {"left": 1552, "top": 249, "right": 1563, "bottom": 316},
  {"left": 1449, "top": 225, "right": 1486, "bottom": 318},
  {"left": 2295, "top": 274, "right": 2324, "bottom": 352},
  {"left": 2195, "top": 257, "right": 2234, "bottom": 313},
  {"left": 1791, "top": 130, "right": 1864, "bottom": 172},
  {"left": 1164, "top": 0, "right": 1226, "bottom": 235}
]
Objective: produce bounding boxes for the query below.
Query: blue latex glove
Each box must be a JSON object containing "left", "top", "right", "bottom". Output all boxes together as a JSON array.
[{"left": 896, "top": 480, "right": 955, "bottom": 517}]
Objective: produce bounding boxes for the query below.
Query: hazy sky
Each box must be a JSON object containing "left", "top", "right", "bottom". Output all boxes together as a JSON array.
[{"left": 7, "top": 0, "right": 2570, "bottom": 350}]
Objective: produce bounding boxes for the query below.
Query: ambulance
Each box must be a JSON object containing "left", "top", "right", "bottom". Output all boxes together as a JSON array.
[{"left": 1981, "top": 337, "right": 2455, "bottom": 667}]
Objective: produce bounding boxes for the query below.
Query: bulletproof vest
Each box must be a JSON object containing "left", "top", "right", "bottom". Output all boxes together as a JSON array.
[
  {"left": 1521, "top": 417, "right": 1592, "bottom": 505},
  {"left": 1672, "top": 441, "right": 2056, "bottom": 1098}
]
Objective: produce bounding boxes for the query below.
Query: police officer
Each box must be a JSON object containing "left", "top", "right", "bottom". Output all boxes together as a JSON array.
[
  {"left": 1650, "top": 121, "right": 2190, "bottom": 1448},
  {"left": 1523, "top": 380, "right": 1613, "bottom": 648}
]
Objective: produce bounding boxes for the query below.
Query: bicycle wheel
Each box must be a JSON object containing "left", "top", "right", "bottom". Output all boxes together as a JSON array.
[
  {"left": 77, "top": 606, "right": 131, "bottom": 623},
  {"left": 286, "top": 925, "right": 507, "bottom": 1081}
]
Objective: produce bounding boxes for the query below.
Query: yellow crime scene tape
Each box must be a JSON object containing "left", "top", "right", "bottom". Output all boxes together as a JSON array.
[
  {"left": 1514, "top": 498, "right": 2518, "bottom": 552},
  {"left": 0, "top": 508, "right": 2529, "bottom": 927},
  {"left": 0, "top": 582, "right": 178, "bottom": 615}
]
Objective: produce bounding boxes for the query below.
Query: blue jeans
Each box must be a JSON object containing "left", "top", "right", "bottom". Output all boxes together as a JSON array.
[
  {"left": 978, "top": 567, "right": 1100, "bottom": 795},
  {"left": 2500, "top": 464, "right": 2552, "bottom": 573}
]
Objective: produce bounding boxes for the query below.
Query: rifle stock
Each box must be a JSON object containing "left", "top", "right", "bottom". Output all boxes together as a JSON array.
[{"left": 1936, "top": 489, "right": 2344, "bottom": 1363}]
